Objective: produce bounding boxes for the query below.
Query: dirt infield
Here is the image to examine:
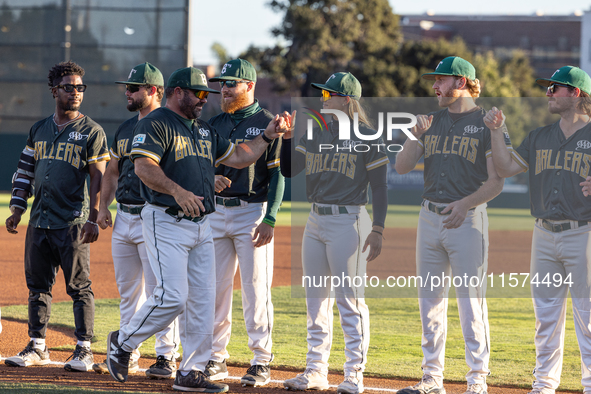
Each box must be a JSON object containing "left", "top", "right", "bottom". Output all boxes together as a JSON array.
[{"left": 0, "top": 225, "right": 571, "bottom": 393}]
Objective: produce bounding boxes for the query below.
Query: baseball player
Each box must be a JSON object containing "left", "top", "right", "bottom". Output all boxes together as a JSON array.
[
  {"left": 487, "top": 65, "right": 591, "bottom": 394},
  {"left": 204, "top": 58, "right": 284, "bottom": 387},
  {"left": 4, "top": 61, "right": 109, "bottom": 371},
  {"left": 104, "top": 67, "right": 291, "bottom": 392},
  {"left": 92, "top": 63, "right": 180, "bottom": 378},
  {"left": 281, "top": 72, "right": 388, "bottom": 394},
  {"left": 394, "top": 57, "right": 509, "bottom": 394}
]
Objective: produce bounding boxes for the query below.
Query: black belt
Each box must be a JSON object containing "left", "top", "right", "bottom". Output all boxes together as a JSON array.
[
  {"left": 119, "top": 204, "right": 143, "bottom": 215},
  {"left": 215, "top": 197, "right": 242, "bottom": 207},
  {"left": 165, "top": 208, "right": 204, "bottom": 223},
  {"left": 424, "top": 201, "right": 474, "bottom": 216},
  {"left": 539, "top": 219, "right": 588, "bottom": 233},
  {"left": 313, "top": 204, "right": 348, "bottom": 215}
]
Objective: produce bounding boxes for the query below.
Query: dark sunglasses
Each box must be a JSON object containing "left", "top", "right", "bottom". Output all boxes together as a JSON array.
[
  {"left": 219, "top": 80, "right": 249, "bottom": 88},
  {"left": 547, "top": 83, "right": 571, "bottom": 94},
  {"left": 54, "top": 84, "right": 87, "bottom": 93},
  {"left": 321, "top": 89, "right": 348, "bottom": 102},
  {"left": 126, "top": 84, "right": 144, "bottom": 93}
]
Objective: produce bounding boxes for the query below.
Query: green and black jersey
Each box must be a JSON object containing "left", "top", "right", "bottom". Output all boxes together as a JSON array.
[
  {"left": 26, "top": 115, "right": 109, "bottom": 229},
  {"left": 209, "top": 108, "right": 280, "bottom": 202},
  {"left": 130, "top": 107, "right": 234, "bottom": 215},
  {"left": 513, "top": 121, "right": 591, "bottom": 221},
  {"left": 109, "top": 115, "right": 144, "bottom": 205},
  {"left": 418, "top": 107, "right": 512, "bottom": 203}
]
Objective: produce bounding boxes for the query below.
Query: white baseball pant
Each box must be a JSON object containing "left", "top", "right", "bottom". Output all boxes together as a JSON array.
[
  {"left": 416, "top": 201, "right": 490, "bottom": 386},
  {"left": 112, "top": 205, "right": 180, "bottom": 361},
  {"left": 530, "top": 221, "right": 591, "bottom": 393},
  {"left": 302, "top": 204, "right": 371, "bottom": 379},
  {"left": 210, "top": 201, "right": 274, "bottom": 366},
  {"left": 118, "top": 204, "right": 216, "bottom": 373}
]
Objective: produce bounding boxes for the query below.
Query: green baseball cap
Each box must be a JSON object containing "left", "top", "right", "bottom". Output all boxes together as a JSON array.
[
  {"left": 167, "top": 67, "right": 220, "bottom": 93},
  {"left": 310, "top": 72, "right": 362, "bottom": 99},
  {"left": 115, "top": 62, "right": 164, "bottom": 86},
  {"left": 536, "top": 66, "right": 591, "bottom": 95},
  {"left": 422, "top": 56, "right": 476, "bottom": 80},
  {"left": 209, "top": 58, "right": 257, "bottom": 82}
]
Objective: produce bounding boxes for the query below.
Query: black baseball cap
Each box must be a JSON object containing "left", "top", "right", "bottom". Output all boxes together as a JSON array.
[{"left": 167, "top": 67, "right": 220, "bottom": 93}]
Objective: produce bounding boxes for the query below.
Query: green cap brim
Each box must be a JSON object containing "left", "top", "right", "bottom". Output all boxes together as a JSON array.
[
  {"left": 198, "top": 87, "right": 221, "bottom": 93},
  {"left": 535, "top": 78, "right": 557, "bottom": 88},
  {"left": 209, "top": 76, "right": 249, "bottom": 82},
  {"left": 422, "top": 72, "right": 457, "bottom": 80},
  {"left": 114, "top": 81, "right": 146, "bottom": 85}
]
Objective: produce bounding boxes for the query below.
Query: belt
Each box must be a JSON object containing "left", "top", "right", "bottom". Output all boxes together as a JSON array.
[
  {"left": 215, "top": 197, "right": 242, "bottom": 207},
  {"left": 119, "top": 204, "right": 143, "bottom": 215},
  {"left": 538, "top": 219, "right": 588, "bottom": 233},
  {"left": 165, "top": 208, "right": 204, "bottom": 223},
  {"left": 425, "top": 201, "right": 451, "bottom": 215},
  {"left": 313, "top": 204, "right": 348, "bottom": 215},
  {"left": 424, "top": 201, "right": 475, "bottom": 216}
]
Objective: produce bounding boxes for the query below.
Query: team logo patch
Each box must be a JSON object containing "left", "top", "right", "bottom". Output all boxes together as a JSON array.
[
  {"left": 128, "top": 68, "right": 137, "bottom": 79},
  {"left": 576, "top": 140, "right": 591, "bottom": 150},
  {"left": 132, "top": 134, "right": 146, "bottom": 145},
  {"left": 200, "top": 73, "right": 207, "bottom": 85},
  {"left": 436, "top": 60, "right": 444, "bottom": 70},
  {"left": 463, "top": 125, "right": 484, "bottom": 135},
  {"left": 68, "top": 132, "right": 88, "bottom": 141},
  {"left": 245, "top": 127, "right": 262, "bottom": 137},
  {"left": 221, "top": 63, "right": 232, "bottom": 74},
  {"left": 342, "top": 140, "right": 362, "bottom": 148},
  {"left": 326, "top": 74, "right": 336, "bottom": 83},
  {"left": 199, "top": 128, "right": 210, "bottom": 138},
  {"left": 551, "top": 69, "right": 560, "bottom": 78}
]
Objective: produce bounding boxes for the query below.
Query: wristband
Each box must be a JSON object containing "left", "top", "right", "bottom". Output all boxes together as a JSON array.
[
  {"left": 262, "top": 217, "right": 276, "bottom": 228},
  {"left": 261, "top": 132, "right": 273, "bottom": 144},
  {"left": 371, "top": 229, "right": 384, "bottom": 239},
  {"left": 87, "top": 220, "right": 98, "bottom": 227}
]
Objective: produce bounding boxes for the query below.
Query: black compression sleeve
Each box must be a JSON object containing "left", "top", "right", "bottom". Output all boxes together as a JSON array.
[{"left": 368, "top": 164, "right": 388, "bottom": 228}]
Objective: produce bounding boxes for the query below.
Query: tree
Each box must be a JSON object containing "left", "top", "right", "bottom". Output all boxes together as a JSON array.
[
  {"left": 242, "top": 0, "right": 402, "bottom": 97},
  {"left": 211, "top": 42, "right": 231, "bottom": 67}
]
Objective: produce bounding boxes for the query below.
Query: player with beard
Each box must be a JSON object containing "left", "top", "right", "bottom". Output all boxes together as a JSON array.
[
  {"left": 203, "top": 59, "right": 284, "bottom": 387},
  {"left": 395, "top": 57, "right": 510, "bottom": 394},
  {"left": 92, "top": 63, "right": 180, "bottom": 379},
  {"left": 5, "top": 61, "right": 109, "bottom": 372},
  {"left": 488, "top": 65, "right": 591, "bottom": 394},
  {"left": 104, "top": 67, "right": 292, "bottom": 392}
]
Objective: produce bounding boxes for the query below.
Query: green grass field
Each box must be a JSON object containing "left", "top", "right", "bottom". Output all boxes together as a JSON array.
[{"left": 1, "top": 291, "right": 584, "bottom": 392}]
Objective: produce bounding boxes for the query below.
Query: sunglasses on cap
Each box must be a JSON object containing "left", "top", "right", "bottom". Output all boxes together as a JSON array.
[
  {"left": 547, "top": 83, "right": 571, "bottom": 94},
  {"left": 219, "top": 80, "right": 249, "bottom": 88},
  {"left": 126, "top": 84, "right": 145, "bottom": 93},
  {"left": 54, "top": 84, "right": 87, "bottom": 93},
  {"left": 321, "top": 89, "right": 348, "bottom": 102}
]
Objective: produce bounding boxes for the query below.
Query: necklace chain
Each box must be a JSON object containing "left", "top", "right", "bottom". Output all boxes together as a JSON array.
[{"left": 53, "top": 113, "right": 82, "bottom": 128}]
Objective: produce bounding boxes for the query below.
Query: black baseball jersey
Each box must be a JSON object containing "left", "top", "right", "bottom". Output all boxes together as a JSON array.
[
  {"left": 418, "top": 107, "right": 512, "bottom": 203},
  {"left": 513, "top": 121, "right": 591, "bottom": 221},
  {"left": 109, "top": 116, "right": 144, "bottom": 205},
  {"left": 129, "top": 107, "right": 234, "bottom": 215},
  {"left": 209, "top": 108, "right": 280, "bottom": 202},
  {"left": 26, "top": 115, "right": 110, "bottom": 229},
  {"left": 295, "top": 123, "right": 389, "bottom": 205}
]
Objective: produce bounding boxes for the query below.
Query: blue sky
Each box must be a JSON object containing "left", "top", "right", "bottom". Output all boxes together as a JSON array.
[{"left": 191, "top": 0, "right": 590, "bottom": 66}]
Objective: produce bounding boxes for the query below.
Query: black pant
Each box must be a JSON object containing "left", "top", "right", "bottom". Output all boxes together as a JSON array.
[{"left": 24, "top": 224, "right": 94, "bottom": 341}]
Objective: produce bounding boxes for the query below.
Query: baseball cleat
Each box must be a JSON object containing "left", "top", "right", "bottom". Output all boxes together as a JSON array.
[
  {"left": 145, "top": 355, "right": 177, "bottom": 379},
  {"left": 283, "top": 368, "right": 330, "bottom": 391},
  {"left": 241, "top": 364, "right": 270, "bottom": 387},
  {"left": 172, "top": 370, "right": 229, "bottom": 392},
  {"left": 338, "top": 375, "right": 364, "bottom": 394},
  {"left": 5, "top": 341, "right": 51, "bottom": 367},
  {"left": 463, "top": 383, "right": 487, "bottom": 394},
  {"left": 93, "top": 359, "right": 139, "bottom": 374},
  {"left": 106, "top": 330, "right": 131, "bottom": 382},
  {"left": 397, "top": 374, "right": 446, "bottom": 394},
  {"left": 64, "top": 344, "right": 94, "bottom": 372},
  {"left": 204, "top": 359, "right": 229, "bottom": 380}
]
